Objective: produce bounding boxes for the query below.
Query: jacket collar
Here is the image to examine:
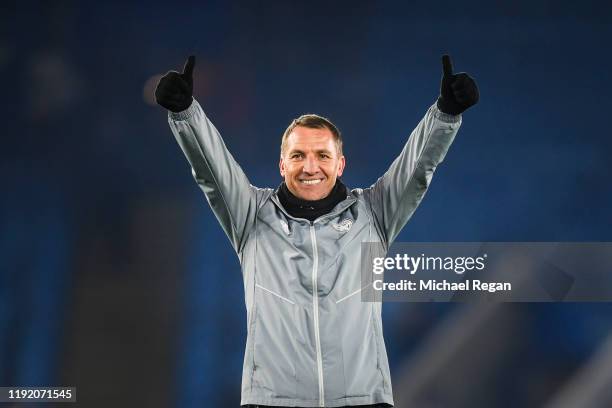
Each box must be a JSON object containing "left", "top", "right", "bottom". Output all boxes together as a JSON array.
[{"left": 270, "top": 187, "right": 357, "bottom": 224}]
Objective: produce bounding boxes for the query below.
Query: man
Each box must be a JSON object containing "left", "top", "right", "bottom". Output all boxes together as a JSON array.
[{"left": 155, "top": 55, "right": 478, "bottom": 407}]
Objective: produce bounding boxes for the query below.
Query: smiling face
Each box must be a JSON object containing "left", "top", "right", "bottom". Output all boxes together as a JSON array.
[{"left": 279, "top": 125, "right": 345, "bottom": 201}]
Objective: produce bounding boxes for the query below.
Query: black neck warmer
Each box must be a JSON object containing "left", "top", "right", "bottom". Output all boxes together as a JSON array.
[{"left": 277, "top": 180, "right": 348, "bottom": 222}]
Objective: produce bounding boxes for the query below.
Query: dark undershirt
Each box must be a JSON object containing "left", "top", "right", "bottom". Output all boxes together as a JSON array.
[{"left": 277, "top": 180, "right": 348, "bottom": 222}]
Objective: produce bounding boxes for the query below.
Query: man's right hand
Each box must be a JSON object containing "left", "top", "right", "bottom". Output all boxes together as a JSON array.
[
  {"left": 155, "top": 55, "right": 195, "bottom": 112},
  {"left": 436, "top": 54, "right": 479, "bottom": 116}
]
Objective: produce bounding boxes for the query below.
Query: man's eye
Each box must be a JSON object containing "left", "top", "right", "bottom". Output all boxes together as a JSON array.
[
  {"left": 291, "top": 154, "right": 302, "bottom": 159},
  {"left": 320, "top": 154, "right": 330, "bottom": 159}
]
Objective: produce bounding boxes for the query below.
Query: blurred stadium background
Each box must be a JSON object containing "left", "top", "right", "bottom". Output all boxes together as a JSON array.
[{"left": 2, "top": 0, "right": 612, "bottom": 407}]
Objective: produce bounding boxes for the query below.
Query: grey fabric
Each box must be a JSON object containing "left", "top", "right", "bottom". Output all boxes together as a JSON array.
[
  {"left": 168, "top": 100, "right": 461, "bottom": 408},
  {"left": 243, "top": 404, "right": 391, "bottom": 407}
]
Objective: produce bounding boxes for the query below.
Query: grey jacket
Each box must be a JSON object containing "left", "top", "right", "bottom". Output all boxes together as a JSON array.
[{"left": 168, "top": 99, "right": 461, "bottom": 407}]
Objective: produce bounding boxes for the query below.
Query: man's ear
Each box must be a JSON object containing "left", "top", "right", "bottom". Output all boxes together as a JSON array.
[
  {"left": 279, "top": 157, "right": 286, "bottom": 177},
  {"left": 337, "top": 156, "right": 346, "bottom": 177}
]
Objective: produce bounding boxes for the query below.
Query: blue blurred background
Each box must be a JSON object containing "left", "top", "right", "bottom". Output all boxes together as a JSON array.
[{"left": 2, "top": 1, "right": 612, "bottom": 407}]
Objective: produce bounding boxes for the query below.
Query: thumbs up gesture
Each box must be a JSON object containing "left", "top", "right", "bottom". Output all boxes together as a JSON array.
[
  {"left": 155, "top": 56, "right": 196, "bottom": 112},
  {"left": 436, "top": 55, "right": 479, "bottom": 115}
]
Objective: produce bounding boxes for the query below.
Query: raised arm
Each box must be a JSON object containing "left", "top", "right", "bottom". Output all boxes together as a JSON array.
[
  {"left": 156, "top": 56, "right": 259, "bottom": 253},
  {"left": 367, "top": 55, "right": 479, "bottom": 245}
]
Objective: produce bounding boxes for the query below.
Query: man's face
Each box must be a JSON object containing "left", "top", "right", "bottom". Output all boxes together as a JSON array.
[{"left": 279, "top": 126, "right": 345, "bottom": 201}]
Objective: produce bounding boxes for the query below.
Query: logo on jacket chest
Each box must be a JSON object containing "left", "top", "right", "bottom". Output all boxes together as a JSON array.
[
  {"left": 331, "top": 218, "right": 353, "bottom": 233},
  {"left": 279, "top": 219, "right": 291, "bottom": 235},
  {"left": 280, "top": 218, "right": 353, "bottom": 235}
]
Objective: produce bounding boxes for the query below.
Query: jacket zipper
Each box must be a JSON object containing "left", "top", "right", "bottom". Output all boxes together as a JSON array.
[{"left": 310, "top": 224, "right": 325, "bottom": 407}]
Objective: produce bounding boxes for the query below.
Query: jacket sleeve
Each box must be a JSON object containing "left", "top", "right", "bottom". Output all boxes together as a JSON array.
[
  {"left": 167, "top": 99, "right": 259, "bottom": 253},
  {"left": 366, "top": 102, "right": 462, "bottom": 246}
]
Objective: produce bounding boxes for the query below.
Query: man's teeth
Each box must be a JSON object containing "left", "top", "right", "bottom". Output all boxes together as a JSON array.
[{"left": 300, "top": 179, "right": 322, "bottom": 185}]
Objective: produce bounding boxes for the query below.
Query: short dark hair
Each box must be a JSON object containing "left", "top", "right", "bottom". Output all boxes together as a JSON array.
[{"left": 281, "top": 114, "right": 343, "bottom": 156}]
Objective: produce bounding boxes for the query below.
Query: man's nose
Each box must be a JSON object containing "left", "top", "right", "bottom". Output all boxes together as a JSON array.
[{"left": 303, "top": 156, "right": 319, "bottom": 174}]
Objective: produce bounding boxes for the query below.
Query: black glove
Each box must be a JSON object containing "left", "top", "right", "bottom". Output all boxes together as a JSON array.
[
  {"left": 436, "top": 54, "right": 479, "bottom": 115},
  {"left": 155, "top": 55, "right": 195, "bottom": 112}
]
